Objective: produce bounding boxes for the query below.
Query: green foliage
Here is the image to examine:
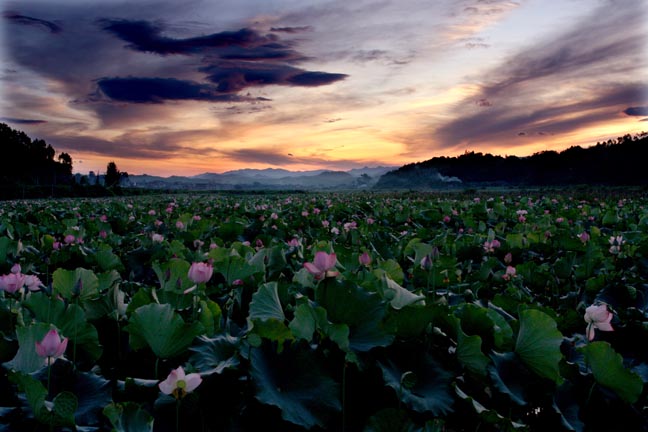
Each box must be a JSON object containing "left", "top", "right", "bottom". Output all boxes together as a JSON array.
[
  {"left": 104, "top": 402, "right": 154, "bottom": 432},
  {"left": 2, "top": 190, "right": 648, "bottom": 430},
  {"left": 250, "top": 343, "right": 341, "bottom": 429},
  {"left": 582, "top": 342, "right": 643, "bottom": 403},
  {"left": 515, "top": 309, "right": 563, "bottom": 383},
  {"left": 124, "top": 303, "right": 203, "bottom": 358}
]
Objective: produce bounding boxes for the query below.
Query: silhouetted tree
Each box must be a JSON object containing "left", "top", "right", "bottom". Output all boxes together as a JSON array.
[{"left": 105, "top": 161, "right": 122, "bottom": 187}]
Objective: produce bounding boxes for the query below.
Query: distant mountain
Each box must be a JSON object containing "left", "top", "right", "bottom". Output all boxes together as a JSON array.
[
  {"left": 375, "top": 133, "right": 648, "bottom": 189},
  {"left": 123, "top": 166, "right": 397, "bottom": 190}
]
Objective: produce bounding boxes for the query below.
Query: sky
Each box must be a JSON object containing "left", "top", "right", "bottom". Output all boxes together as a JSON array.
[{"left": 1, "top": 0, "right": 647, "bottom": 177}]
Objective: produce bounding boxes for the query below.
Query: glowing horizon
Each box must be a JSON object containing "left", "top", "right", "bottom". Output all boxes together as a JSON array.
[{"left": 1, "top": 0, "right": 646, "bottom": 177}]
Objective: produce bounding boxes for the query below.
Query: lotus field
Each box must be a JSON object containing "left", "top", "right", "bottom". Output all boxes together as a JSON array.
[{"left": 1, "top": 191, "right": 648, "bottom": 431}]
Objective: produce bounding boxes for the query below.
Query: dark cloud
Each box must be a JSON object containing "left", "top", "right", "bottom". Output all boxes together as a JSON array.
[
  {"left": 0, "top": 117, "right": 47, "bottom": 125},
  {"left": 288, "top": 71, "right": 348, "bottom": 86},
  {"left": 217, "top": 46, "right": 307, "bottom": 62},
  {"left": 96, "top": 77, "right": 255, "bottom": 103},
  {"left": 270, "top": 26, "right": 312, "bottom": 33},
  {"left": 623, "top": 106, "right": 648, "bottom": 116},
  {"left": 201, "top": 63, "right": 347, "bottom": 93},
  {"left": 100, "top": 19, "right": 279, "bottom": 55},
  {"left": 96, "top": 19, "right": 346, "bottom": 100},
  {"left": 221, "top": 148, "right": 298, "bottom": 166},
  {"left": 3, "top": 12, "right": 61, "bottom": 33}
]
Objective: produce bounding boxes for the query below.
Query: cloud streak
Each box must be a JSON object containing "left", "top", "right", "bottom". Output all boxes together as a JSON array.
[
  {"left": 408, "top": 0, "right": 647, "bottom": 152},
  {"left": 96, "top": 77, "right": 257, "bottom": 103},
  {"left": 3, "top": 12, "right": 61, "bottom": 33}
]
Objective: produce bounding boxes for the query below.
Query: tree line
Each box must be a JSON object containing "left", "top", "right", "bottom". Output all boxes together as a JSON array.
[
  {"left": 0, "top": 123, "right": 133, "bottom": 199},
  {"left": 375, "top": 133, "right": 648, "bottom": 189}
]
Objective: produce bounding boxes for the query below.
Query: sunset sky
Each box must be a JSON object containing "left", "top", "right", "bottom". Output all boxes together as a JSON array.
[{"left": 1, "top": 0, "right": 646, "bottom": 177}]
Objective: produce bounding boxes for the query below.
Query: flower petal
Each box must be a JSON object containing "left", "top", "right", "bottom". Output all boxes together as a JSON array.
[
  {"left": 586, "top": 323, "right": 596, "bottom": 341},
  {"left": 303, "top": 262, "right": 323, "bottom": 278},
  {"left": 313, "top": 251, "right": 330, "bottom": 271},
  {"left": 184, "top": 373, "right": 202, "bottom": 393},
  {"left": 159, "top": 369, "right": 179, "bottom": 395},
  {"left": 54, "top": 337, "right": 68, "bottom": 357},
  {"left": 595, "top": 322, "right": 614, "bottom": 332}
]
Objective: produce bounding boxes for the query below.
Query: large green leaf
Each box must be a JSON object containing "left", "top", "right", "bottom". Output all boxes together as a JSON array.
[
  {"left": 198, "top": 299, "right": 222, "bottom": 337},
  {"left": 96, "top": 244, "right": 122, "bottom": 271},
  {"left": 9, "top": 371, "right": 78, "bottom": 428},
  {"left": 124, "top": 303, "right": 203, "bottom": 359},
  {"left": 455, "top": 384, "right": 526, "bottom": 430},
  {"left": 250, "top": 343, "right": 341, "bottom": 429},
  {"left": 24, "top": 293, "right": 103, "bottom": 364},
  {"left": 32, "top": 359, "right": 112, "bottom": 426},
  {"left": 52, "top": 267, "right": 99, "bottom": 302},
  {"left": 6, "top": 322, "right": 50, "bottom": 373},
  {"left": 249, "top": 282, "right": 285, "bottom": 321},
  {"left": 515, "top": 309, "right": 563, "bottom": 383},
  {"left": 289, "top": 302, "right": 350, "bottom": 351},
  {"left": 152, "top": 259, "right": 192, "bottom": 293},
  {"left": 316, "top": 279, "right": 393, "bottom": 351},
  {"left": 384, "top": 304, "right": 439, "bottom": 338},
  {"left": 488, "top": 351, "right": 531, "bottom": 406},
  {"left": 104, "top": 402, "right": 154, "bottom": 432},
  {"left": 582, "top": 341, "right": 643, "bottom": 403},
  {"left": 189, "top": 334, "right": 241, "bottom": 376},
  {"left": 379, "top": 356, "right": 454, "bottom": 415},
  {"left": 378, "top": 274, "right": 425, "bottom": 310},
  {"left": 457, "top": 331, "right": 490, "bottom": 376},
  {"left": 209, "top": 246, "right": 265, "bottom": 285}
]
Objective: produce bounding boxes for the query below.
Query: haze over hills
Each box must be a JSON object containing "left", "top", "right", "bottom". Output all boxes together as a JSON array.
[{"left": 123, "top": 166, "right": 397, "bottom": 190}]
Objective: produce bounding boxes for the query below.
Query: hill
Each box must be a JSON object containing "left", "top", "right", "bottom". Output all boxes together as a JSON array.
[{"left": 375, "top": 133, "right": 648, "bottom": 189}]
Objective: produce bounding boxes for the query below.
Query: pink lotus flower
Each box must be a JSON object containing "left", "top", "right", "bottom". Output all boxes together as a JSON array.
[
  {"left": 584, "top": 304, "right": 614, "bottom": 341},
  {"left": 420, "top": 254, "right": 433, "bottom": 270},
  {"left": 504, "top": 252, "right": 512, "bottom": 264},
  {"left": 304, "top": 252, "right": 338, "bottom": 280},
  {"left": 35, "top": 329, "right": 68, "bottom": 358},
  {"left": 608, "top": 235, "right": 624, "bottom": 255},
  {"left": 24, "top": 275, "right": 42, "bottom": 292},
  {"left": 159, "top": 366, "right": 202, "bottom": 399},
  {"left": 502, "top": 266, "right": 516, "bottom": 281},
  {"left": 578, "top": 231, "right": 590, "bottom": 243},
  {"left": 188, "top": 262, "right": 213, "bottom": 284},
  {"left": 483, "top": 239, "right": 501, "bottom": 253},
  {"left": 151, "top": 233, "right": 164, "bottom": 243},
  {"left": 64, "top": 234, "right": 76, "bottom": 244},
  {"left": 0, "top": 266, "right": 26, "bottom": 293},
  {"left": 359, "top": 252, "right": 372, "bottom": 267}
]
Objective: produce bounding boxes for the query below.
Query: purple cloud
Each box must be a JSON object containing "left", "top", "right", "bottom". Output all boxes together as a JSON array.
[
  {"left": 624, "top": 106, "right": 648, "bottom": 116},
  {"left": 96, "top": 77, "right": 257, "bottom": 103},
  {"left": 3, "top": 12, "right": 61, "bottom": 33},
  {"left": 201, "top": 63, "right": 347, "bottom": 93},
  {"left": 100, "top": 20, "right": 278, "bottom": 55},
  {"left": 0, "top": 117, "right": 47, "bottom": 125}
]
